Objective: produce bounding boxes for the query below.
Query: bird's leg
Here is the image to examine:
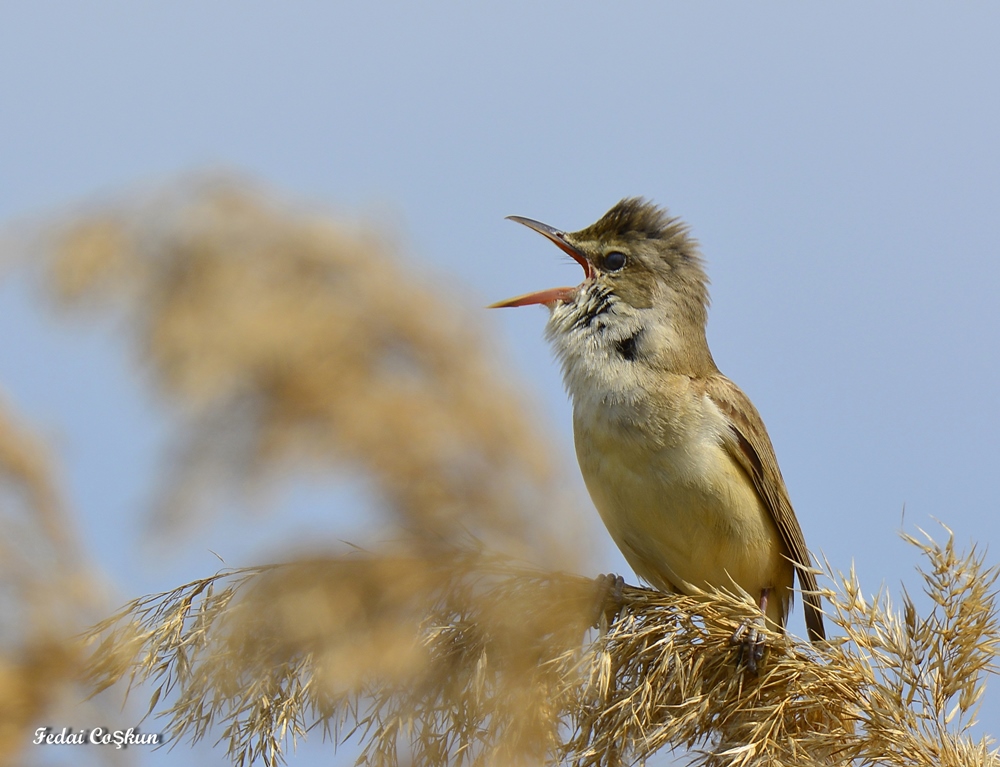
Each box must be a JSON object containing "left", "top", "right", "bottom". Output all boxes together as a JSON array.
[
  {"left": 591, "top": 573, "right": 626, "bottom": 632},
  {"left": 730, "top": 587, "right": 770, "bottom": 674}
]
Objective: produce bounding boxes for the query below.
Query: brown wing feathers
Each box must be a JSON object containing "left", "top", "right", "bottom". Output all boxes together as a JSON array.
[{"left": 703, "top": 376, "right": 826, "bottom": 642}]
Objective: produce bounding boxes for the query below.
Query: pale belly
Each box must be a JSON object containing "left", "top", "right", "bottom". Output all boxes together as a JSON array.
[{"left": 575, "top": 414, "right": 794, "bottom": 628}]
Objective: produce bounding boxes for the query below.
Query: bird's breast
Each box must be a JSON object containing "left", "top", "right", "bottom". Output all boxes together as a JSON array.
[{"left": 571, "top": 382, "right": 792, "bottom": 619}]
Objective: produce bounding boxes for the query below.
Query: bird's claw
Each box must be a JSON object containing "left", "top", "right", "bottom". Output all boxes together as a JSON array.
[
  {"left": 730, "top": 619, "right": 767, "bottom": 674},
  {"left": 592, "top": 573, "right": 626, "bottom": 631}
]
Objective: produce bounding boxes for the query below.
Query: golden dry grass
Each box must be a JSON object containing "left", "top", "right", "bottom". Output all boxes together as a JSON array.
[
  {"left": 0, "top": 403, "right": 97, "bottom": 764},
  {"left": 47, "top": 179, "right": 571, "bottom": 560},
  {"left": 85, "top": 532, "right": 998, "bottom": 767},
  {"left": 2, "top": 176, "right": 997, "bottom": 765}
]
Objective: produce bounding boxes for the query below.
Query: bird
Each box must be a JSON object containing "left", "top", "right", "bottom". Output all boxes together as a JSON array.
[{"left": 491, "top": 198, "right": 825, "bottom": 654}]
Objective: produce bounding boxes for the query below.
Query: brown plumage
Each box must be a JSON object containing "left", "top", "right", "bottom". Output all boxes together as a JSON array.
[
  {"left": 700, "top": 374, "right": 825, "bottom": 642},
  {"left": 494, "top": 198, "right": 825, "bottom": 644}
]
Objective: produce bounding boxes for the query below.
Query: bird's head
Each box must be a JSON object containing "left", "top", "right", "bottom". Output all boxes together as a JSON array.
[{"left": 492, "top": 198, "right": 716, "bottom": 376}]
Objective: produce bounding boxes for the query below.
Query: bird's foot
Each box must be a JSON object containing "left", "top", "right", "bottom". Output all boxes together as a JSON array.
[
  {"left": 592, "top": 573, "right": 626, "bottom": 631},
  {"left": 730, "top": 620, "right": 767, "bottom": 674},
  {"left": 730, "top": 587, "right": 771, "bottom": 674}
]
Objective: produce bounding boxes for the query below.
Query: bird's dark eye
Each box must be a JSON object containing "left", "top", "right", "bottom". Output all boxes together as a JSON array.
[{"left": 604, "top": 251, "right": 626, "bottom": 272}]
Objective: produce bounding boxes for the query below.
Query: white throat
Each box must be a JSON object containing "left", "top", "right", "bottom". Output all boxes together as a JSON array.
[{"left": 545, "top": 285, "right": 678, "bottom": 424}]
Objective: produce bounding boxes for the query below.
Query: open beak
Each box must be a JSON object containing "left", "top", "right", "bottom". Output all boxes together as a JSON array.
[{"left": 489, "top": 216, "right": 595, "bottom": 308}]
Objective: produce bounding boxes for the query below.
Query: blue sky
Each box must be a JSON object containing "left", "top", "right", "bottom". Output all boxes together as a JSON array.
[{"left": 2, "top": 3, "right": 999, "bottom": 761}]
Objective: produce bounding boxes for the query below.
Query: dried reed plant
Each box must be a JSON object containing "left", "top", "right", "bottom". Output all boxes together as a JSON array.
[
  {"left": 0, "top": 402, "right": 100, "bottom": 764},
  {"left": 45, "top": 176, "right": 575, "bottom": 564},
  {"left": 83, "top": 529, "right": 999, "bottom": 767},
  {"left": 11, "top": 176, "right": 999, "bottom": 765}
]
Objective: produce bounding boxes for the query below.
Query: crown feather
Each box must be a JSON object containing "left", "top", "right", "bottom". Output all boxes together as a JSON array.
[{"left": 577, "top": 197, "right": 693, "bottom": 245}]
